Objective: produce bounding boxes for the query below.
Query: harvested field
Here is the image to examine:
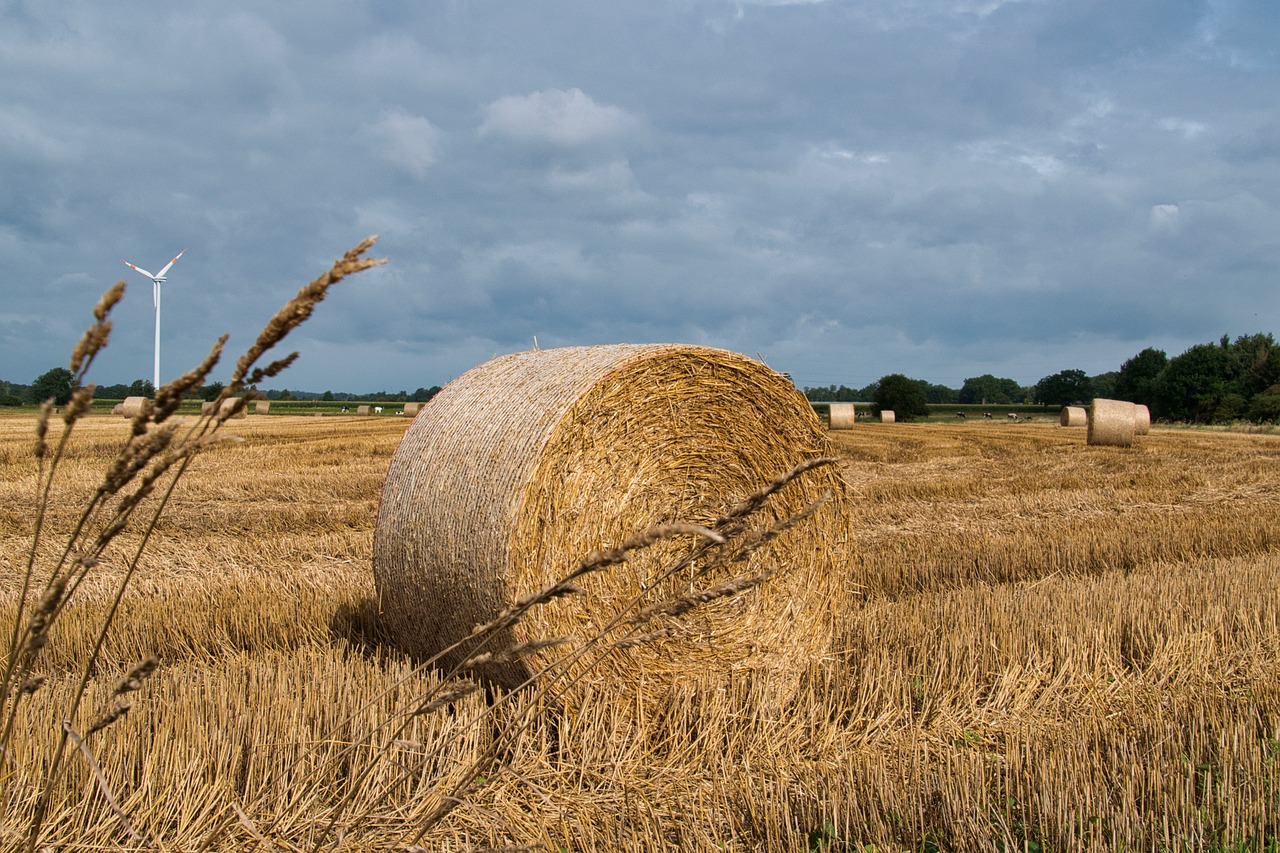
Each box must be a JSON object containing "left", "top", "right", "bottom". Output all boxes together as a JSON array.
[{"left": 1, "top": 413, "right": 1277, "bottom": 851}]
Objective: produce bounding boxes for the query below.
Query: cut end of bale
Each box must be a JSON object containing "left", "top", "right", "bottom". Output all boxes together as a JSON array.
[
  {"left": 356, "top": 405, "right": 370, "bottom": 416},
  {"left": 1087, "top": 398, "right": 1136, "bottom": 447},
  {"left": 879, "top": 410, "right": 895, "bottom": 424},
  {"left": 121, "top": 397, "right": 147, "bottom": 418},
  {"left": 373, "top": 344, "right": 855, "bottom": 697},
  {"left": 1135, "top": 404, "right": 1151, "bottom": 435},
  {"left": 254, "top": 400, "right": 271, "bottom": 415},
  {"left": 1059, "top": 406, "right": 1087, "bottom": 427}
]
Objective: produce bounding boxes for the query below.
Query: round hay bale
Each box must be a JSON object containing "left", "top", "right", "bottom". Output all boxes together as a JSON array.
[
  {"left": 1059, "top": 406, "right": 1087, "bottom": 427},
  {"left": 254, "top": 400, "right": 272, "bottom": 415},
  {"left": 1087, "top": 398, "right": 1136, "bottom": 447},
  {"left": 828, "top": 402, "right": 856, "bottom": 430},
  {"left": 356, "top": 405, "right": 371, "bottom": 416},
  {"left": 403, "top": 402, "right": 422, "bottom": 417},
  {"left": 879, "top": 410, "right": 896, "bottom": 424},
  {"left": 373, "top": 344, "right": 855, "bottom": 695},
  {"left": 219, "top": 397, "right": 247, "bottom": 419},
  {"left": 201, "top": 401, "right": 216, "bottom": 415},
  {"left": 120, "top": 396, "right": 148, "bottom": 418},
  {"left": 111, "top": 403, "right": 124, "bottom": 416},
  {"left": 1134, "top": 404, "right": 1151, "bottom": 435}
]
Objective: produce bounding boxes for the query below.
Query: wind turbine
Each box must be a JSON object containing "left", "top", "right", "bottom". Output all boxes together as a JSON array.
[{"left": 121, "top": 249, "right": 186, "bottom": 392}]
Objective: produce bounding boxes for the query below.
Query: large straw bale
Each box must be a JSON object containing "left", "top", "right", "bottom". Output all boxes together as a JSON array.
[
  {"left": 356, "top": 405, "right": 371, "bottom": 416},
  {"left": 254, "top": 400, "right": 271, "bottom": 415},
  {"left": 219, "top": 397, "right": 247, "bottom": 419},
  {"left": 111, "top": 403, "right": 124, "bottom": 416},
  {"left": 374, "top": 344, "right": 855, "bottom": 694},
  {"left": 201, "top": 401, "right": 216, "bottom": 415},
  {"left": 1135, "top": 404, "right": 1151, "bottom": 435},
  {"left": 879, "top": 410, "right": 896, "bottom": 424},
  {"left": 403, "top": 402, "right": 422, "bottom": 416},
  {"left": 1059, "top": 406, "right": 1087, "bottom": 427},
  {"left": 120, "top": 397, "right": 147, "bottom": 418},
  {"left": 1087, "top": 398, "right": 1136, "bottom": 447},
  {"left": 828, "top": 402, "right": 856, "bottom": 430}
]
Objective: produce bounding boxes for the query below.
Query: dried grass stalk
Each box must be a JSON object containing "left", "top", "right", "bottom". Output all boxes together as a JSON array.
[
  {"left": 373, "top": 344, "right": 855, "bottom": 693},
  {"left": 1059, "top": 406, "right": 1087, "bottom": 427},
  {"left": 120, "top": 397, "right": 147, "bottom": 419},
  {"left": 879, "top": 410, "right": 895, "bottom": 424},
  {"left": 1135, "top": 404, "right": 1151, "bottom": 435},
  {"left": 1087, "top": 398, "right": 1136, "bottom": 447},
  {"left": 828, "top": 402, "right": 856, "bottom": 430}
]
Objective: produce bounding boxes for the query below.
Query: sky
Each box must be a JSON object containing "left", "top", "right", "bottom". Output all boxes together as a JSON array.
[{"left": 1, "top": 0, "right": 1277, "bottom": 394}]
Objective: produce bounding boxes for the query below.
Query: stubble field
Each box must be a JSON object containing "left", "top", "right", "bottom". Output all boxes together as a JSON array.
[{"left": 1, "top": 412, "right": 1278, "bottom": 851}]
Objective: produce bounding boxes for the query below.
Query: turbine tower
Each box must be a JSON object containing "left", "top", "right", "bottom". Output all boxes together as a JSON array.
[{"left": 121, "top": 249, "right": 186, "bottom": 392}]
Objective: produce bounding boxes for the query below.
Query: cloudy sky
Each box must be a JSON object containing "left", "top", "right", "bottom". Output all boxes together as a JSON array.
[{"left": 2, "top": 0, "right": 1277, "bottom": 394}]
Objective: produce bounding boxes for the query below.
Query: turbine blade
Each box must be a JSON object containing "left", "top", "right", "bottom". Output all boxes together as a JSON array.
[
  {"left": 155, "top": 248, "right": 187, "bottom": 278},
  {"left": 122, "top": 260, "right": 157, "bottom": 279}
]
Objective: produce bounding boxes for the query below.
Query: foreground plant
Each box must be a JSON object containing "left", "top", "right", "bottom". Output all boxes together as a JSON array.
[{"left": 0, "top": 238, "right": 386, "bottom": 851}]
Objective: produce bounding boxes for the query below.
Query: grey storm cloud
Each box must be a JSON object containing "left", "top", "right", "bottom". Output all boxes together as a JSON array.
[{"left": 1, "top": 0, "right": 1277, "bottom": 394}]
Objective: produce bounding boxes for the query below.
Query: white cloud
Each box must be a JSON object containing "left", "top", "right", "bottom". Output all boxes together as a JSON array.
[
  {"left": 360, "top": 109, "right": 443, "bottom": 179},
  {"left": 1158, "top": 118, "right": 1209, "bottom": 139},
  {"left": 1149, "top": 203, "right": 1180, "bottom": 234},
  {"left": 478, "top": 88, "right": 638, "bottom": 146}
]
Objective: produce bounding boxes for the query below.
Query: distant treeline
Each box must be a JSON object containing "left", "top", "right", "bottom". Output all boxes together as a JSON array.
[{"left": 804, "top": 333, "right": 1280, "bottom": 424}]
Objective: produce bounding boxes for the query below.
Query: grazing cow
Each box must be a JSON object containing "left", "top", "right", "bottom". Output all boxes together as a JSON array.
[
  {"left": 374, "top": 406, "right": 383, "bottom": 414},
  {"left": 983, "top": 412, "right": 993, "bottom": 419},
  {"left": 955, "top": 411, "right": 967, "bottom": 419},
  {"left": 1008, "top": 413, "right": 1019, "bottom": 420}
]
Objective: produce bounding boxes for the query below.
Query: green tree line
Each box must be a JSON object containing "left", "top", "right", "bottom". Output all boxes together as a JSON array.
[{"left": 804, "top": 332, "right": 1280, "bottom": 423}]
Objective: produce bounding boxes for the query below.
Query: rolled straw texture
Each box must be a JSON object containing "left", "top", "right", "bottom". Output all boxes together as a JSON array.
[
  {"left": 111, "top": 403, "right": 123, "bottom": 416},
  {"left": 356, "top": 405, "right": 371, "bottom": 416},
  {"left": 1059, "top": 406, "right": 1087, "bottom": 427},
  {"left": 1087, "top": 398, "right": 1136, "bottom": 447},
  {"left": 201, "top": 401, "right": 216, "bottom": 415},
  {"left": 373, "top": 344, "right": 854, "bottom": 693},
  {"left": 121, "top": 397, "right": 147, "bottom": 418},
  {"left": 1135, "top": 404, "right": 1151, "bottom": 435},
  {"left": 403, "top": 402, "right": 422, "bottom": 416},
  {"left": 879, "top": 410, "right": 896, "bottom": 424},
  {"left": 828, "top": 402, "right": 856, "bottom": 430},
  {"left": 255, "top": 400, "right": 271, "bottom": 415},
  {"left": 219, "top": 397, "right": 247, "bottom": 419}
]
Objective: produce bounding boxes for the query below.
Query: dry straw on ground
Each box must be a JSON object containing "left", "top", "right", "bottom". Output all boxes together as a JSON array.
[
  {"left": 828, "top": 402, "right": 856, "bottom": 430},
  {"left": 1059, "top": 406, "right": 1087, "bottom": 427},
  {"left": 880, "top": 410, "right": 896, "bottom": 423},
  {"left": 120, "top": 396, "right": 146, "bottom": 418},
  {"left": 1088, "top": 398, "right": 1137, "bottom": 447},
  {"left": 1135, "top": 403, "right": 1151, "bottom": 435},
  {"left": 373, "top": 344, "right": 854, "bottom": 694}
]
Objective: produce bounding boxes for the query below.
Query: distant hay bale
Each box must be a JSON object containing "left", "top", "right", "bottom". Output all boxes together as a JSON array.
[
  {"left": 255, "top": 400, "right": 271, "bottom": 415},
  {"left": 403, "top": 402, "right": 422, "bottom": 416},
  {"left": 1087, "top": 398, "right": 1136, "bottom": 447},
  {"left": 356, "top": 405, "right": 371, "bottom": 416},
  {"left": 201, "top": 401, "right": 216, "bottom": 415},
  {"left": 879, "top": 410, "right": 896, "bottom": 424},
  {"left": 1135, "top": 404, "right": 1151, "bottom": 435},
  {"left": 828, "top": 402, "right": 856, "bottom": 430},
  {"left": 111, "top": 403, "right": 124, "bottom": 416},
  {"left": 121, "top": 397, "right": 147, "bottom": 418},
  {"left": 219, "top": 397, "right": 247, "bottom": 419},
  {"left": 1059, "top": 406, "right": 1087, "bottom": 427},
  {"left": 373, "top": 344, "right": 855, "bottom": 695}
]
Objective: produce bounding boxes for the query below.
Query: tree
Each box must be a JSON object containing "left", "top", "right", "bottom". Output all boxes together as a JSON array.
[
  {"left": 29, "top": 367, "right": 74, "bottom": 406},
  {"left": 1227, "top": 333, "right": 1280, "bottom": 399},
  {"left": 1033, "top": 369, "right": 1092, "bottom": 408},
  {"left": 1151, "top": 342, "right": 1237, "bottom": 422},
  {"left": 201, "top": 381, "right": 225, "bottom": 402},
  {"left": 1248, "top": 384, "right": 1280, "bottom": 423},
  {"left": 874, "top": 374, "right": 930, "bottom": 421},
  {"left": 1090, "top": 371, "right": 1119, "bottom": 399},
  {"left": 128, "top": 379, "right": 155, "bottom": 398},
  {"left": 1113, "top": 347, "right": 1167, "bottom": 406},
  {"left": 958, "top": 374, "right": 1022, "bottom": 405},
  {"left": 321, "top": 390, "right": 335, "bottom": 402}
]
